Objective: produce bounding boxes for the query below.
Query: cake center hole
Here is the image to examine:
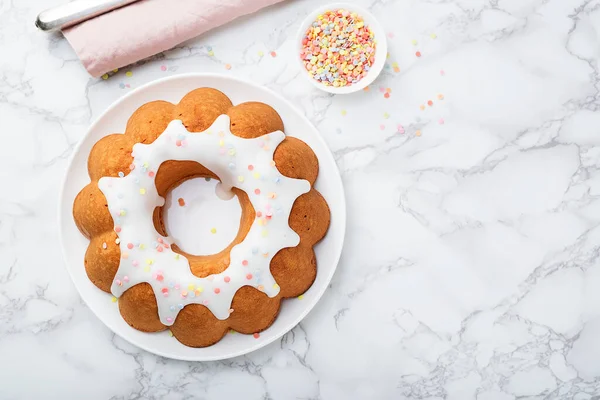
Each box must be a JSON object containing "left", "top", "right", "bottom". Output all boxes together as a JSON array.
[{"left": 163, "top": 177, "right": 241, "bottom": 256}]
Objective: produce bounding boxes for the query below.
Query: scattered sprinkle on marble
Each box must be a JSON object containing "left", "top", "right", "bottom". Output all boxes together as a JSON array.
[
  {"left": 161, "top": 65, "right": 167, "bottom": 71},
  {"left": 111, "top": 296, "right": 117, "bottom": 303},
  {"left": 253, "top": 333, "right": 260, "bottom": 339},
  {"left": 387, "top": 32, "right": 394, "bottom": 38},
  {"left": 298, "top": 295, "right": 304, "bottom": 300},
  {"left": 383, "top": 112, "right": 390, "bottom": 119},
  {"left": 113, "top": 68, "right": 119, "bottom": 73},
  {"left": 430, "top": 33, "right": 437, "bottom": 39},
  {"left": 258, "top": 51, "right": 264, "bottom": 57},
  {"left": 210, "top": 227, "right": 217, "bottom": 234},
  {"left": 379, "top": 124, "right": 385, "bottom": 130},
  {"left": 419, "top": 105, "right": 425, "bottom": 111},
  {"left": 225, "top": 64, "right": 232, "bottom": 70},
  {"left": 397, "top": 124, "right": 405, "bottom": 134},
  {"left": 415, "top": 130, "right": 422, "bottom": 137},
  {"left": 437, "top": 93, "right": 444, "bottom": 100},
  {"left": 125, "top": 71, "right": 133, "bottom": 77},
  {"left": 440, "top": 69, "right": 445, "bottom": 76},
  {"left": 270, "top": 51, "right": 277, "bottom": 57},
  {"left": 439, "top": 118, "right": 445, "bottom": 124},
  {"left": 102, "top": 74, "right": 109, "bottom": 80},
  {"left": 411, "top": 39, "right": 417, "bottom": 45},
  {"left": 208, "top": 50, "right": 214, "bottom": 56},
  {"left": 341, "top": 109, "right": 347, "bottom": 116},
  {"left": 427, "top": 100, "right": 433, "bottom": 106},
  {"left": 416, "top": 51, "right": 422, "bottom": 57}
]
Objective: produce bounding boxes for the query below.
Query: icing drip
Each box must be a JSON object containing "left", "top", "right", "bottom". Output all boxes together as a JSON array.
[{"left": 98, "top": 115, "right": 310, "bottom": 325}]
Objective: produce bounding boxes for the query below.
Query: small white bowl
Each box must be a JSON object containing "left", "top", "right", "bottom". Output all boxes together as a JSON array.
[{"left": 295, "top": 3, "right": 387, "bottom": 94}]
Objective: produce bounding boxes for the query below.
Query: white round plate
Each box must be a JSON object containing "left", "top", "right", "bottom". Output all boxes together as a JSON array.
[
  {"left": 59, "top": 73, "right": 346, "bottom": 361},
  {"left": 295, "top": 2, "right": 388, "bottom": 94}
]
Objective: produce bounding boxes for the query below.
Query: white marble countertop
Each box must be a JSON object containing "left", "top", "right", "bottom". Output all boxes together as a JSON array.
[{"left": 2, "top": 0, "right": 600, "bottom": 398}]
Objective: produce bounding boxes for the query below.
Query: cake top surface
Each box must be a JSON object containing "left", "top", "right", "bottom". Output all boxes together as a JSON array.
[{"left": 98, "top": 114, "right": 311, "bottom": 325}]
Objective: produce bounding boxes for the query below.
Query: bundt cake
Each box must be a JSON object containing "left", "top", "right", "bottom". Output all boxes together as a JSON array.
[{"left": 72, "top": 88, "right": 330, "bottom": 347}]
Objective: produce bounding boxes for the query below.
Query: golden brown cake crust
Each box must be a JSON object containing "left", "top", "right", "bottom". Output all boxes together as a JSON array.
[{"left": 73, "top": 88, "right": 330, "bottom": 347}]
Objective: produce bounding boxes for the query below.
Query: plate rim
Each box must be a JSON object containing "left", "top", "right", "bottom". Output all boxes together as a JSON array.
[{"left": 57, "top": 73, "right": 346, "bottom": 361}]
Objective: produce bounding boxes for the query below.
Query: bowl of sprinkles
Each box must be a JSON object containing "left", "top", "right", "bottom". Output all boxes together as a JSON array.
[{"left": 297, "top": 3, "right": 387, "bottom": 94}]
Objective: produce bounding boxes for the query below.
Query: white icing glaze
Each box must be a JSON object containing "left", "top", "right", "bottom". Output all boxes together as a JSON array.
[{"left": 97, "top": 115, "right": 310, "bottom": 325}]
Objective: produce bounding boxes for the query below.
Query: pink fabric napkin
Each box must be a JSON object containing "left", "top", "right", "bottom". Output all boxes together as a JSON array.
[{"left": 63, "top": 0, "right": 284, "bottom": 77}]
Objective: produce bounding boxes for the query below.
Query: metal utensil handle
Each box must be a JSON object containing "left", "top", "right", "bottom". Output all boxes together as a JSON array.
[{"left": 36, "top": 0, "right": 142, "bottom": 31}]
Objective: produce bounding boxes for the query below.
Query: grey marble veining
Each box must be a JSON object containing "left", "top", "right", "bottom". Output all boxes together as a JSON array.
[{"left": 2, "top": 0, "right": 600, "bottom": 398}]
